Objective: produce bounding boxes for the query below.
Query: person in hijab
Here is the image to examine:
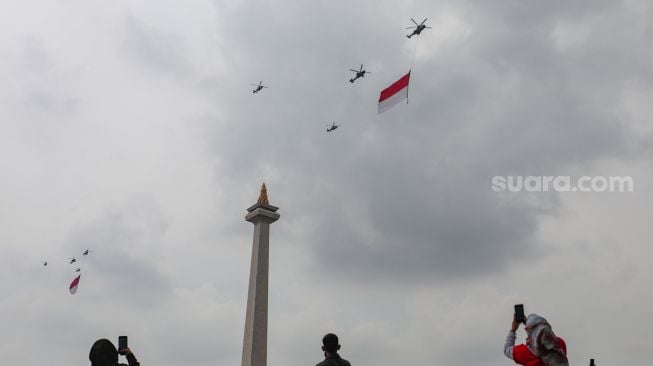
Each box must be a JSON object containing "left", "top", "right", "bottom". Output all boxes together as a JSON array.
[
  {"left": 89, "top": 339, "right": 140, "bottom": 366},
  {"left": 504, "top": 314, "right": 568, "bottom": 366}
]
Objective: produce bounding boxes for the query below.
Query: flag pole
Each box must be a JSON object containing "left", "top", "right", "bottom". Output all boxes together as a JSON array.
[
  {"left": 405, "top": 75, "right": 410, "bottom": 104},
  {"left": 407, "top": 38, "right": 418, "bottom": 105}
]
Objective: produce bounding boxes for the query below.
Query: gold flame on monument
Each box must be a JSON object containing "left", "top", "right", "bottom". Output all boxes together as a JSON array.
[{"left": 257, "top": 183, "right": 269, "bottom": 205}]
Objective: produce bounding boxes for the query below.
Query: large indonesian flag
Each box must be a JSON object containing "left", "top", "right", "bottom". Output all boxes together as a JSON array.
[
  {"left": 378, "top": 71, "right": 411, "bottom": 114},
  {"left": 69, "top": 274, "right": 81, "bottom": 294}
]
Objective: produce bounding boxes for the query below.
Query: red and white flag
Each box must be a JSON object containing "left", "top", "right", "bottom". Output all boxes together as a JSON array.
[
  {"left": 69, "top": 274, "right": 81, "bottom": 294},
  {"left": 378, "top": 71, "right": 411, "bottom": 114}
]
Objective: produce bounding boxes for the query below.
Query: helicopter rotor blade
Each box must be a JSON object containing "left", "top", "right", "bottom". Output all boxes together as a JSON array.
[
  {"left": 411, "top": 18, "right": 418, "bottom": 25},
  {"left": 425, "top": 26, "right": 432, "bottom": 29},
  {"left": 406, "top": 26, "right": 416, "bottom": 29},
  {"left": 421, "top": 18, "right": 428, "bottom": 25},
  {"left": 349, "top": 69, "right": 359, "bottom": 72}
]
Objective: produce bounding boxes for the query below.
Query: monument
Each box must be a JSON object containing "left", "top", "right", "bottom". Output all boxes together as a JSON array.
[{"left": 241, "top": 183, "right": 280, "bottom": 366}]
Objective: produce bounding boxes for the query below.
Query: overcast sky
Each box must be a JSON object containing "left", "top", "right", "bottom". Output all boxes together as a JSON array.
[{"left": 1, "top": 0, "right": 652, "bottom": 365}]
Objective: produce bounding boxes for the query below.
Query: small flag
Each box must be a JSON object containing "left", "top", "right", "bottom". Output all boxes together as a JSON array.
[
  {"left": 378, "top": 71, "right": 411, "bottom": 114},
  {"left": 69, "top": 274, "right": 81, "bottom": 294}
]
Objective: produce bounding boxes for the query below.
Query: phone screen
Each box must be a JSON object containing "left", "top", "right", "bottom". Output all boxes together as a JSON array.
[
  {"left": 118, "top": 336, "right": 128, "bottom": 351},
  {"left": 514, "top": 304, "right": 526, "bottom": 323}
]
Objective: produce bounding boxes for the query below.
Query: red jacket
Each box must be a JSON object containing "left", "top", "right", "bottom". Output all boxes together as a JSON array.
[{"left": 512, "top": 338, "right": 566, "bottom": 366}]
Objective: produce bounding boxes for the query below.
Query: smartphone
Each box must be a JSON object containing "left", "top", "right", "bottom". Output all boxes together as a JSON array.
[
  {"left": 118, "top": 336, "right": 128, "bottom": 353},
  {"left": 514, "top": 304, "right": 526, "bottom": 323}
]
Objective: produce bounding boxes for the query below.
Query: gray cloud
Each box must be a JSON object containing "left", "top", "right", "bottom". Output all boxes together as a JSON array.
[
  {"left": 122, "top": 13, "right": 193, "bottom": 77},
  {"left": 63, "top": 196, "right": 172, "bottom": 308},
  {"left": 200, "top": 0, "right": 650, "bottom": 285},
  {"left": 1, "top": 1, "right": 651, "bottom": 365}
]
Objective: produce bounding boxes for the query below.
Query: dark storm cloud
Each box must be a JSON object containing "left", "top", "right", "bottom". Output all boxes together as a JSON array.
[
  {"left": 310, "top": 161, "right": 542, "bottom": 283},
  {"left": 200, "top": 0, "right": 651, "bottom": 283}
]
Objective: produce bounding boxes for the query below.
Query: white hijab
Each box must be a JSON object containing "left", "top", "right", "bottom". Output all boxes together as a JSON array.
[
  {"left": 525, "top": 314, "right": 551, "bottom": 354},
  {"left": 525, "top": 314, "right": 568, "bottom": 366}
]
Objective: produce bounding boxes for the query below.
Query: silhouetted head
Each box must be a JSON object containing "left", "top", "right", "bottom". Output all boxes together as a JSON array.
[
  {"left": 89, "top": 339, "right": 118, "bottom": 366},
  {"left": 322, "top": 333, "right": 341, "bottom": 353}
]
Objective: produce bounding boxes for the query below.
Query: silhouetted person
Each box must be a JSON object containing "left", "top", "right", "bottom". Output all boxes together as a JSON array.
[
  {"left": 504, "top": 314, "right": 568, "bottom": 366},
  {"left": 316, "top": 333, "right": 351, "bottom": 366},
  {"left": 89, "top": 339, "right": 140, "bottom": 366}
]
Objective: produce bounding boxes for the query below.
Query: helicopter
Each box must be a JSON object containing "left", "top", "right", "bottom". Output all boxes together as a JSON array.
[
  {"left": 75, "top": 268, "right": 81, "bottom": 272},
  {"left": 250, "top": 81, "right": 268, "bottom": 94},
  {"left": 406, "top": 18, "right": 431, "bottom": 38},
  {"left": 69, "top": 257, "right": 77, "bottom": 264},
  {"left": 326, "top": 122, "right": 340, "bottom": 133},
  {"left": 349, "top": 64, "right": 371, "bottom": 83},
  {"left": 83, "top": 249, "right": 93, "bottom": 256},
  {"left": 42, "top": 261, "right": 48, "bottom": 266}
]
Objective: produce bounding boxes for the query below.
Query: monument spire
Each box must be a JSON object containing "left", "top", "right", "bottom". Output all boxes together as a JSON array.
[{"left": 242, "top": 183, "right": 280, "bottom": 366}]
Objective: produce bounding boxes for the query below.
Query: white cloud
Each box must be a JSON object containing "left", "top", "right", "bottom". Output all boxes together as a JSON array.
[{"left": 0, "top": 1, "right": 651, "bottom": 365}]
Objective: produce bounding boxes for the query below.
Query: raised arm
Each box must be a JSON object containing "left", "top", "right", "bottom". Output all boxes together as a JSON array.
[
  {"left": 119, "top": 347, "right": 140, "bottom": 366},
  {"left": 504, "top": 320, "right": 520, "bottom": 359}
]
